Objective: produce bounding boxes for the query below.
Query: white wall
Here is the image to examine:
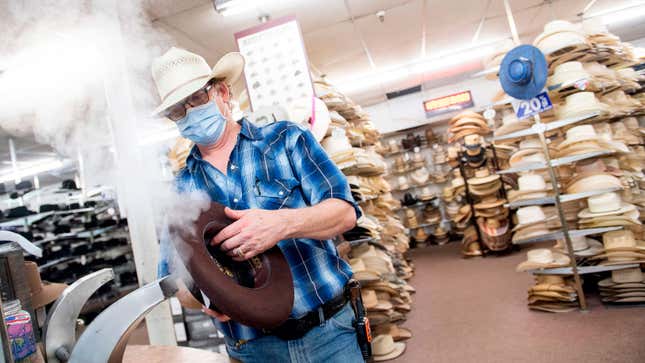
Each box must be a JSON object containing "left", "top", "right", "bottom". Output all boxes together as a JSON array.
[{"left": 365, "top": 76, "right": 500, "bottom": 134}]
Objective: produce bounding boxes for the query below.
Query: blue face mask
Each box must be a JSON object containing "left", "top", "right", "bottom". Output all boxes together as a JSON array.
[{"left": 176, "top": 101, "right": 227, "bottom": 146}]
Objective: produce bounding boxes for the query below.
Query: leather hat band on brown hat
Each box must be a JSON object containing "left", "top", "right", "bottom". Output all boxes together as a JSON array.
[{"left": 170, "top": 202, "right": 294, "bottom": 329}]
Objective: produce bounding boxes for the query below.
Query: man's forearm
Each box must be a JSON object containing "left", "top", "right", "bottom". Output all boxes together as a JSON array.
[{"left": 282, "top": 198, "right": 357, "bottom": 241}]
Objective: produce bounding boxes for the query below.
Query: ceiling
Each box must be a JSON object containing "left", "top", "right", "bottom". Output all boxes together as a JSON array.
[
  {"left": 147, "top": 0, "right": 645, "bottom": 105},
  {"left": 2, "top": 0, "right": 645, "bottom": 188}
]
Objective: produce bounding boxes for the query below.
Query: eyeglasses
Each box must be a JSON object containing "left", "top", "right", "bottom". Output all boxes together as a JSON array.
[{"left": 163, "top": 83, "right": 213, "bottom": 121}]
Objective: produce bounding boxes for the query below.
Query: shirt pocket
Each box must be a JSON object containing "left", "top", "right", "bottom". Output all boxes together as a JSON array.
[{"left": 254, "top": 178, "right": 300, "bottom": 210}]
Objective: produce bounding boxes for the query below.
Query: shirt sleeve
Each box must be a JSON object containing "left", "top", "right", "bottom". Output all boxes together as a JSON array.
[{"left": 287, "top": 125, "right": 362, "bottom": 219}]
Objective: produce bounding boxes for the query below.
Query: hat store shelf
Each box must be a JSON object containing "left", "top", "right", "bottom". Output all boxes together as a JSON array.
[
  {"left": 0, "top": 197, "right": 137, "bottom": 318},
  {"left": 493, "top": 110, "right": 641, "bottom": 311},
  {"left": 378, "top": 123, "right": 453, "bottom": 246},
  {"left": 456, "top": 145, "right": 513, "bottom": 256}
]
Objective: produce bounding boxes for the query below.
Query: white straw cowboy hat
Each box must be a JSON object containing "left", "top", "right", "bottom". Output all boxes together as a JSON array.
[
  {"left": 533, "top": 20, "right": 587, "bottom": 55},
  {"left": 578, "top": 192, "right": 637, "bottom": 219},
  {"left": 598, "top": 267, "right": 645, "bottom": 288},
  {"left": 372, "top": 334, "right": 406, "bottom": 361},
  {"left": 553, "top": 236, "right": 603, "bottom": 257},
  {"left": 556, "top": 92, "right": 609, "bottom": 120},
  {"left": 151, "top": 47, "right": 245, "bottom": 116},
  {"left": 547, "top": 61, "right": 591, "bottom": 88},
  {"left": 494, "top": 110, "right": 532, "bottom": 138},
  {"left": 508, "top": 174, "right": 552, "bottom": 202},
  {"left": 516, "top": 248, "right": 570, "bottom": 272},
  {"left": 287, "top": 97, "right": 331, "bottom": 141}
]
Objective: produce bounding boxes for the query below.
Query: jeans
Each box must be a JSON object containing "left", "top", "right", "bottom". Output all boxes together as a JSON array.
[{"left": 224, "top": 303, "right": 364, "bottom": 363}]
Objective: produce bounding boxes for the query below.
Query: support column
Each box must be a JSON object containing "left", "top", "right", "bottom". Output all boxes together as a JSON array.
[{"left": 92, "top": 0, "right": 175, "bottom": 345}]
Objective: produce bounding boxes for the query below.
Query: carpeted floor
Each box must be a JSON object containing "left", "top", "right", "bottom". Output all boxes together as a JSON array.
[{"left": 390, "top": 243, "right": 645, "bottom": 363}]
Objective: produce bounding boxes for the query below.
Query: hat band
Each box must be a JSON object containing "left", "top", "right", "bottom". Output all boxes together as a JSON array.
[{"left": 161, "top": 75, "right": 211, "bottom": 103}]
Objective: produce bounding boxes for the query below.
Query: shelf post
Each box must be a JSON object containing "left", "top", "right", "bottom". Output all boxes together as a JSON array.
[{"left": 533, "top": 114, "right": 588, "bottom": 311}]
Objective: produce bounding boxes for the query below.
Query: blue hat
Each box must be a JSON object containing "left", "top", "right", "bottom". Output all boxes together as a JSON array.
[{"left": 499, "top": 45, "right": 547, "bottom": 100}]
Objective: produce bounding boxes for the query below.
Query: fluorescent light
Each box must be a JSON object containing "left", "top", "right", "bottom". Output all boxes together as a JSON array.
[
  {"left": 335, "top": 41, "right": 499, "bottom": 94},
  {"left": 585, "top": 3, "right": 645, "bottom": 25},
  {"left": 0, "top": 158, "right": 66, "bottom": 183}
]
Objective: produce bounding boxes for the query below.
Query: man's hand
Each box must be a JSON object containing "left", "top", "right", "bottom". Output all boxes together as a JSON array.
[
  {"left": 202, "top": 305, "right": 230, "bottom": 322},
  {"left": 211, "top": 207, "right": 291, "bottom": 261}
]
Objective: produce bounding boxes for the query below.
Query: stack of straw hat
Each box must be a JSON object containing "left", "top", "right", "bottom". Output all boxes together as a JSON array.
[
  {"left": 317, "top": 78, "right": 416, "bottom": 356},
  {"left": 448, "top": 111, "right": 490, "bottom": 143}
]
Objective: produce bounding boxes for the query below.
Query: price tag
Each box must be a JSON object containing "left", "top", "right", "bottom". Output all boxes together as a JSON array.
[
  {"left": 512, "top": 91, "right": 553, "bottom": 120},
  {"left": 573, "top": 79, "right": 589, "bottom": 90}
]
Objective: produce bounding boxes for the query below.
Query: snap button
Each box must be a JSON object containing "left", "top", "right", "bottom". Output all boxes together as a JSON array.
[
  {"left": 278, "top": 191, "right": 284, "bottom": 196},
  {"left": 233, "top": 198, "right": 239, "bottom": 203},
  {"left": 230, "top": 165, "right": 237, "bottom": 170}
]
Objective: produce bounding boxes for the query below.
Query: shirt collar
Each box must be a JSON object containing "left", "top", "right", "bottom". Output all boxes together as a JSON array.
[
  {"left": 185, "top": 118, "right": 262, "bottom": 173},
  {"left": 238, "top": 118, "right": 263, "bottom": 141}
]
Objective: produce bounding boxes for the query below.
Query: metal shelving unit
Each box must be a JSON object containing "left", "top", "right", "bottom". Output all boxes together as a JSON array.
[{"left": 491, "top": 108, "right": 629, "bottom": 311}]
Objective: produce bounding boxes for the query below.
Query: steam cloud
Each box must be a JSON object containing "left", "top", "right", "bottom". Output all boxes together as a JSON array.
[{"left": 0, "top": 1, "right": 211, "bottom": 256}]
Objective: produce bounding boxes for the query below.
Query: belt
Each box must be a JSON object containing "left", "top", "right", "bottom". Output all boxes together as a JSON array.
[{"left": 263, "top": 293, "right": 348, "bottom": 340}]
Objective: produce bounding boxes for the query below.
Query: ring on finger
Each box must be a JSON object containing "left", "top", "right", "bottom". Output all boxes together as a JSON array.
[{"left": 235, "top": 246, "right": 244, "bottom": 258}]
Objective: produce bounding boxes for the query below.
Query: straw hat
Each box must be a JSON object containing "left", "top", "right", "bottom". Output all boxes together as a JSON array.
[
  {"left": 321, "top": 133, "right": 353, "bottom": 159},
  {"left": 373, "top": 324, "right": 412, "bottom": 342},
  {"left": 516, "top": 248, "right": 570, "bottom": 272},
  {"left": 410, "top": 167, "right": 430, "bottom": 185},
  {"left": 589, "top": 230, "right": 645, "bottom": 264},
  {"left": 529, "top": 276, "right": 576, "bottom": 294},
  {"left": 397, "top": 175, "right": 410, "bottom": 190},
  {"left": 419, "top": 186, "right": 435, "bottom": 201},
  {"left": 467, "top": 169, "right": 500, "bottom": 186},
  {"left": 556, "top": 92, "right": 609, "bottom": 120},
  {"left": 598, "top": 267, "right": 645, "bottom": 288},
  {"left": 513, "top": 206, "right": 551, "bottom": 231},
  {"left": 509, "top": 138, "right": 546, "bottom": 167},
  {"left": 25, "top": 262, "right": 68, "bottom": 309},
  {"left": 565, "top": 172, "right": 623, "bottom": 194},
  {"left": 151, "top": 48, "right": 245, "bottom": 115},
  {"left": 578, "top": 192, "right": 636, "bottom": 219},
  {"left": 413, "top": 228, "right": 429, "bottom": 244},
  {"left": 533, "top": 20, "right": 587, "bottom": 55},
  {"left": 494, "top": 110, "right": 533, "bottom": 138},
  {"left": 553, "top": 236, "right": 603, "bottom": 257},
  {"left": 287, "top": 97, "right": 331, "bottom": 141},
  {"left": 508, "top": 174, "right": 552, "bottom": 202},
  {"left": 349, "top": 258, "right": 381, "bottom": 283},
  {"left": 547, "top": 61, "right": 591, "bottom": 87},
  {"left": 361, "top": 289, "right": 393, "bottom": 312},
  {"left": 450, "top": 111, "right": 485, "bottom": 124},
  {"left": 372, "top": 334, "right": 406, "bottom": 361}
]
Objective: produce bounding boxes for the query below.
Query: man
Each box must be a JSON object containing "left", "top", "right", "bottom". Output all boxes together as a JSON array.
[{"left": 152, "top": 47, "right": 364, "bottom": 363}]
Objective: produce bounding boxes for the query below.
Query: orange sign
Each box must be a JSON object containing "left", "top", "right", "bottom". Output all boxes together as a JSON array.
[{"left": 423, "top": 91, "right": 474, "bottom": 117}]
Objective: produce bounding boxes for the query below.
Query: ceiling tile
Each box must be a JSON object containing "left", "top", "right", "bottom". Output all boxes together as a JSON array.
[
  {"left": 304, "top": 21, "right": 364, "bottom": 67},
  {"left": 354, "top": 0, "right": 423, "bottom": 58},
  {"left": 321, "top": 52, "right": 372, "bottom": 81},
  {"left": 369, "top": 39, "right": 420, "bottom": 70}
]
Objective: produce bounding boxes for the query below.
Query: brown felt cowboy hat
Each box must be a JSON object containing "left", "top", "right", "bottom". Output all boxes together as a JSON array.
[{"left": 170, "top": 202, "right": 294, "bottom": 329}]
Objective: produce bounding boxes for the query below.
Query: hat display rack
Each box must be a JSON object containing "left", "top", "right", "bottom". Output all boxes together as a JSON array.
[
  {"left": 449, "top": 111, "right": 514, "bottom": 257},
  {"left": 376, "top": 123, "right": 453, "bottom": 248},
  {"left": 316, "top": 78, "right": 415, "bottom": 359},
  {"left": 490, "top": 19, "right": 645, "bottom": 312},
  {"left": 0, "top": 184, "right": 138, "bottom": 321}
]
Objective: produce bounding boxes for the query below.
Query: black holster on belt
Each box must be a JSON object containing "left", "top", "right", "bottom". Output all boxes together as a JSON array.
[{"left": 346, "top": 279, "right": 372, "bottom": 361}]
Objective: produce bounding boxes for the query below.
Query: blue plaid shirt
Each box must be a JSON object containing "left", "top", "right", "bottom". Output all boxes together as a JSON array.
[{"left": 158, "top": 118, "right": 360, "bottom": 341}]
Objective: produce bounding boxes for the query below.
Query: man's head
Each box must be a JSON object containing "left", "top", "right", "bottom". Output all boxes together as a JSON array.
[
  {"left": 151, "top": 48, "right": 244, "bottom": 145},
  {"left": 151, "top": 47, "right": 244, "bottom": 121}
]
